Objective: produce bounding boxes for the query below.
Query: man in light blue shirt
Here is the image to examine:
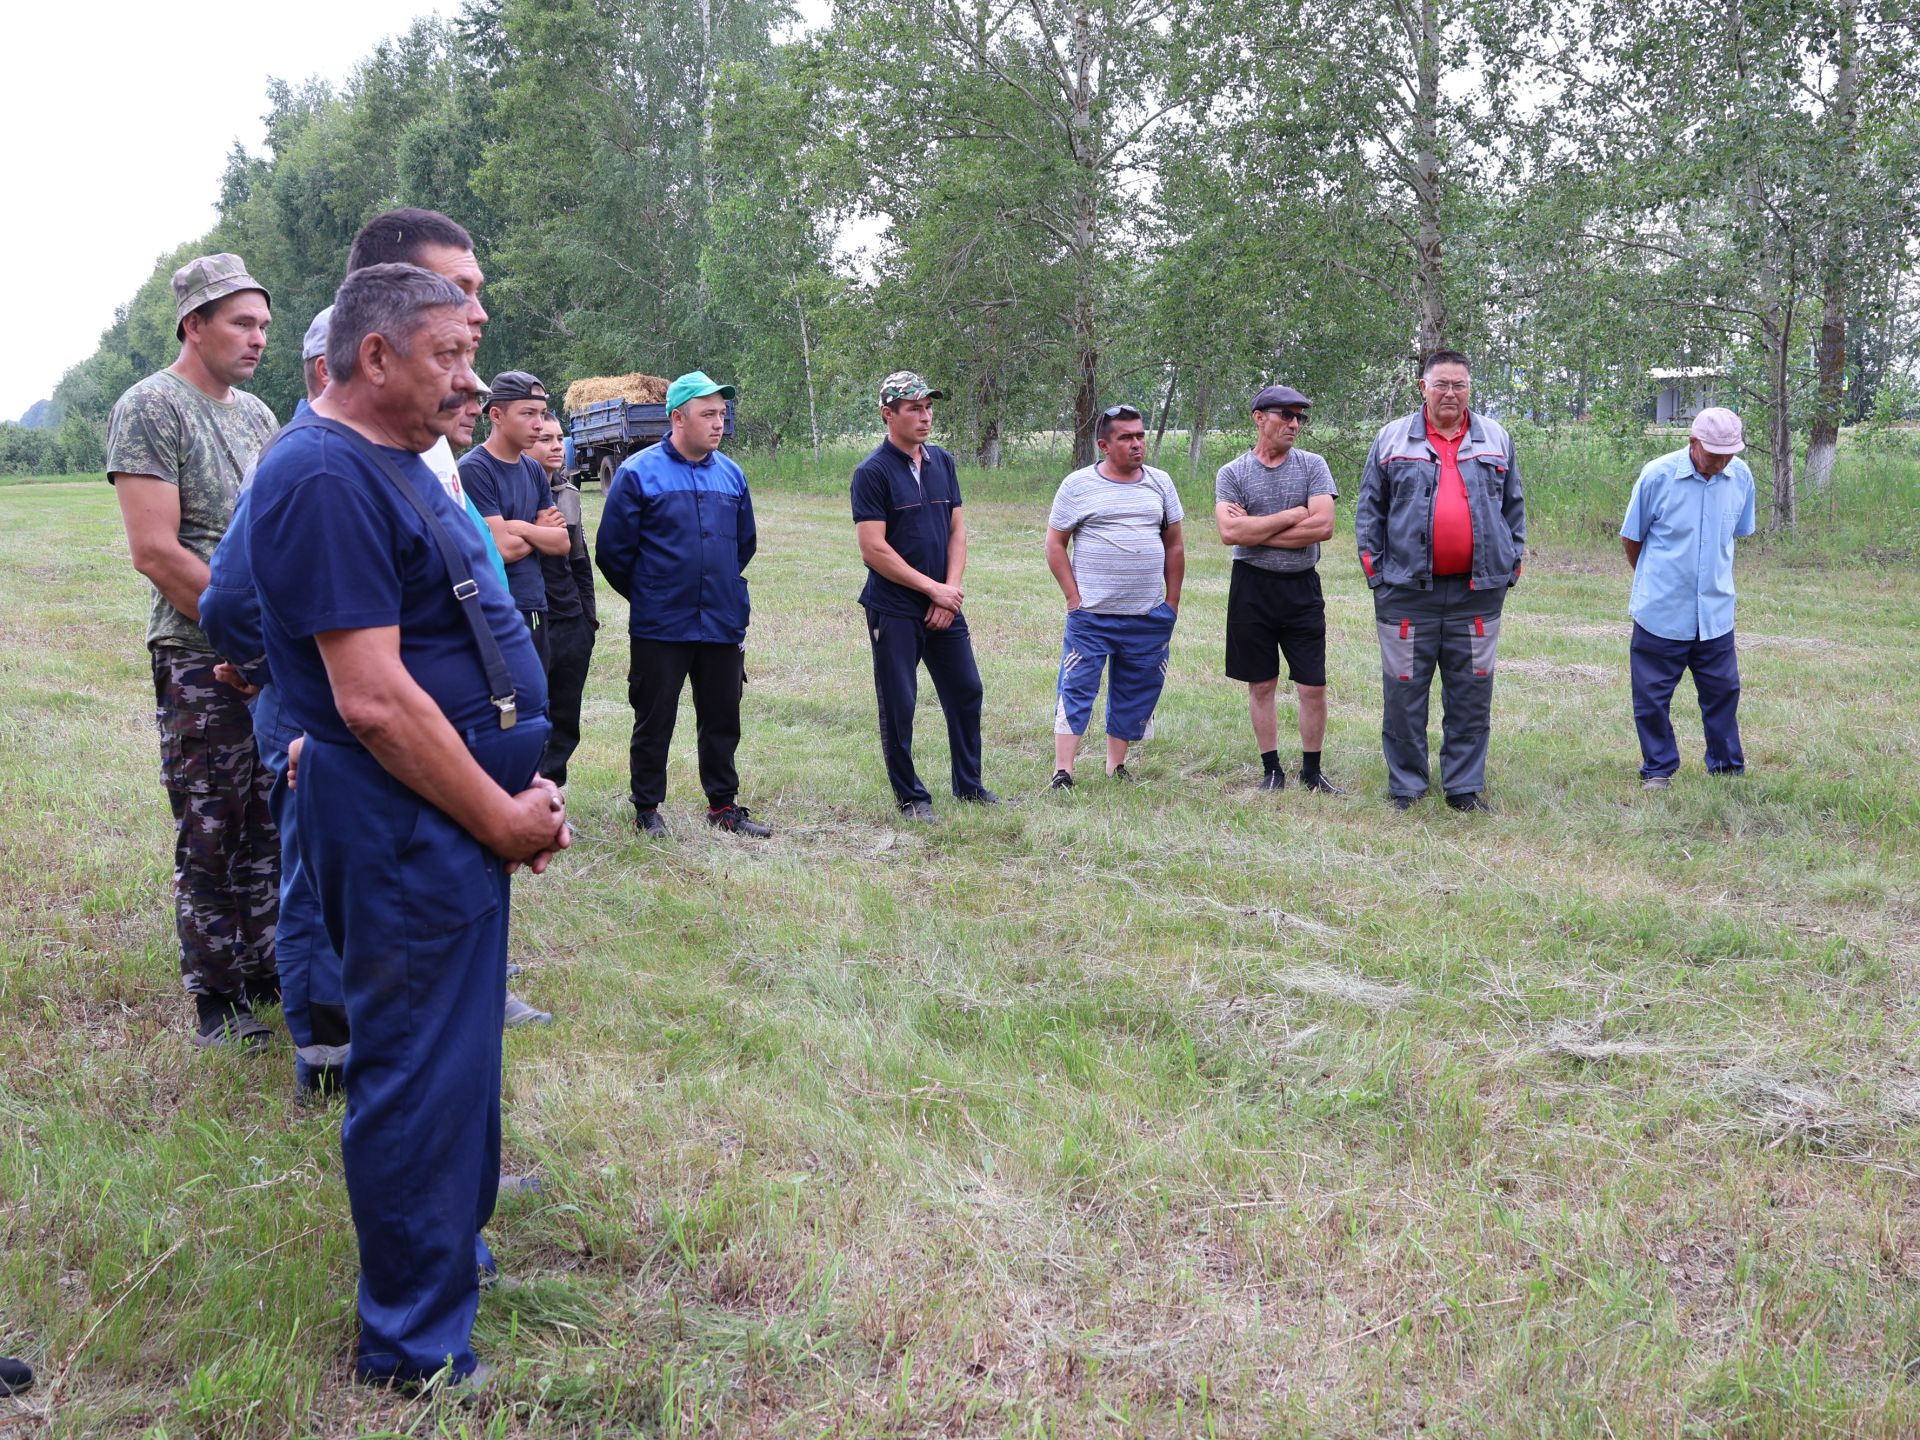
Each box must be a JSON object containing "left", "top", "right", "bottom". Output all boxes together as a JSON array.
[{"left": 1620, "top": 407, "right": 1758, "bottom": 790}]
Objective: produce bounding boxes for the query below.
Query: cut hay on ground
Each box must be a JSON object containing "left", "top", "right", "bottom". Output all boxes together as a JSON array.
[{"left": 563, "top": 373, "right": 669, "bottom": 411}]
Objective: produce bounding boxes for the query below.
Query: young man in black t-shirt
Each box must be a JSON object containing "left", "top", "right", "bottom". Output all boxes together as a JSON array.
[
  {"left": 531, "top": 424, "right": 597, "bottom": 786},
  {"left": 851, "top": 371, "right": 996, "bottom": 820},
  {"left": 459, "top": 370, "right": 570, "bottom": 666}
]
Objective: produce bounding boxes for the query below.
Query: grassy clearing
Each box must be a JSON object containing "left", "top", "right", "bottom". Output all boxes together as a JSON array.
[{"left": 2, "top": 453, "right": 1918, "bottom": 1438}]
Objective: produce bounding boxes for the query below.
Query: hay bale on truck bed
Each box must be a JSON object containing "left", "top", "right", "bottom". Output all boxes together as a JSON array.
[{"left": 563, "top": 373, "right": 669, "bottom": 410}]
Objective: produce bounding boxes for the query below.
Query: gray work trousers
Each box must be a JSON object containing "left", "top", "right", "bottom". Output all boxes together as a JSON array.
[{"left": 1373, "top": 575, "right": 1505, "bottom": 799}]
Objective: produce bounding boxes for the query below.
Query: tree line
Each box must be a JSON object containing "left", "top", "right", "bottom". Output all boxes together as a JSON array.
[{"left": 20, "top": 0, "right": 1920, "bottom": 530}]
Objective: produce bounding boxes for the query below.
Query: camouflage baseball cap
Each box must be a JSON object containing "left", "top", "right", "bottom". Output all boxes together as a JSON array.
[
  {"left": 172, "top": 253, "right": 270, "bottom": 326},
  {"left": 879, "top": 371, "right": 946, "bottom": 406}
]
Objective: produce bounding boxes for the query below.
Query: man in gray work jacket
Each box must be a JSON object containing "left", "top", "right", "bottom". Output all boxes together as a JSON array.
[{"left": 1353, "top": 350, "right": 1525, "bottom": 813}]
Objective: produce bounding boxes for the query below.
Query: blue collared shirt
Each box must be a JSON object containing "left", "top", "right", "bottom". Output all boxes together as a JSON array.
[{"left": 1620, "top": 447, "right": 1757, "bottom": 641}]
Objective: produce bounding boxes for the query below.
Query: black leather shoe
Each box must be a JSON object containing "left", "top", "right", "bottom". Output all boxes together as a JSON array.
[
  {"left": 1300, "top": 771, "right": 1347, "bottom": 795},
  {"left": 956, "top": 788, "right": 1000, "bottom": 805},
  {"left": 900, "top": 799, "right": 937, "bottom": 821},
  {"left": 1445, "top": 791, "right": 1492, "bottom": 813},
  {"left": 1108, "top": 763, "right": 1134, "bottom": 782},
  {"left": 1258, "top": 769, "right": 1285, "bottom": 792},
  {"left": 707, "top": 804, "right": 772, "bottom": 837},
  {"left": 0, "top": 1357, "right": 34, "bottom": 1395},
  {"left": 636, "top": 807, "right": 669, "bottom": 837},
  {"left": 1050, "top": 770, "right": 1075, "bottom": 790},
  {"left": 1390, "top": 794, "right": 1419, "bottom": 811}
]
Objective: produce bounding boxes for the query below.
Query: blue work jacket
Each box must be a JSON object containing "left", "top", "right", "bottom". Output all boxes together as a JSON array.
[
  {"left": 200, "top": 409, "right": 302, "bottom": 772},
  {"left": 596, "top": 438, "right": 757, "bottom": 644},
  {"left": 1355, "top": 408, "right": 1526, "bottom": 592}
]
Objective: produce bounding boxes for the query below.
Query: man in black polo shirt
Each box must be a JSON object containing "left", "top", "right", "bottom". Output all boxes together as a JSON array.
[
  {"left": 852, "top": 371, "right": 997, "bottom": 820},
  {"left": 459, "top": 370, "right": 570, "bottom": 666}
]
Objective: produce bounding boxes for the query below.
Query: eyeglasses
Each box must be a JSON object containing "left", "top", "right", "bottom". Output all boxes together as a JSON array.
[{"left": 1424, "top": 379, "right": 1470, "bottom": 393}]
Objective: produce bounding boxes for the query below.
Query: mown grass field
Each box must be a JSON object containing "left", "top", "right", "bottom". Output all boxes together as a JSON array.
[{"left": 2, "top": 448, "right": 1918, "bottom": 1438}]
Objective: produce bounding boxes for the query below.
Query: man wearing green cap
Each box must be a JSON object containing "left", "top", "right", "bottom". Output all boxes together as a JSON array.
[
  {"left": 851, "top": 371, "right": 995, "bottom": 819},
  {"left": 596, "top": 371, "right": 771, "bottom": 837},
  {"left": 106, "top": 252, "right": 282, "bottom": 1049}
]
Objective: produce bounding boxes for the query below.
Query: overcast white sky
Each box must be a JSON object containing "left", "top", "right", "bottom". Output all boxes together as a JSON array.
[{"left": 0, "top": 0, "right": 453, "bottom": 422}]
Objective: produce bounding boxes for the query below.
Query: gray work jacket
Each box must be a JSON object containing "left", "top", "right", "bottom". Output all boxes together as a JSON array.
[{"left": 1354, "top": 409, "right": 1527, "bottom": 592}]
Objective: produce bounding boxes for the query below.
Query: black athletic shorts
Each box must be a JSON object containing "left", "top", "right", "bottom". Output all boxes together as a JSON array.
[{"left": 1224, "top": 562, "right": 1326, "bottom": 686}]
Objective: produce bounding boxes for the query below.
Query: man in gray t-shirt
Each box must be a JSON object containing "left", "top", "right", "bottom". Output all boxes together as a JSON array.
[
  {"left": 1214, "top": 384, "right": 1344, "bottom": 794},
  {"left": 1044, "top": 405, "right": 1185, "bottom": 787}
]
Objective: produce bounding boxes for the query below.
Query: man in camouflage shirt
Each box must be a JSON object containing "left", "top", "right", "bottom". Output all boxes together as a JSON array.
[{"left": 107, "top": 253, "right": 281, "bottom": 1048}]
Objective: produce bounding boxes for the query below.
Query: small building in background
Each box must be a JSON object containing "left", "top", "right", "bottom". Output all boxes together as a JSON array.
[{"left": 1649, "top": 367, "right": 1722, "bottom": 424}]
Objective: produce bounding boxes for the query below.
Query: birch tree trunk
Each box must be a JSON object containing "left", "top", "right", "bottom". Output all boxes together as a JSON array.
[
  {"left": 1411, "top": 0, "right": 1448, "bottom": 359},
  {"left": 1187, "top": 376, "right": 1212, "bottom": 480},
  {"left": 1804, "top": 0, "right": 1860, "bottom": 493}
]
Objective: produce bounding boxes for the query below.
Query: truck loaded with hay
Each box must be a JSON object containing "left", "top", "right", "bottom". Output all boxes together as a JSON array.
[{"left": 562, "top": 372, "right": 737, "bottom": 487}]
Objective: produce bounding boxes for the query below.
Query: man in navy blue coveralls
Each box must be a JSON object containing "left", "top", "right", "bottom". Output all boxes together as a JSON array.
[
  {"left": 851, "top": 371, "right": 995, "bottom": 819},
  {"left": 250, "top": 264, "right": 569, "bottom": 1390},
  {"left": 200, "top": 307, "right": 348, "bottom": 1095}
]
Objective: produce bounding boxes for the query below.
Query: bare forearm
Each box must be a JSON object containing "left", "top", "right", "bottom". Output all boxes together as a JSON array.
[
  {"left": 946, "top": 529, "right": 967, "bottom": 587},
  {"left": 1046, "top": 535, "right": 1081, "bottom": 607},
  {"left": 507, "top": 518, "right": 570, "bottom": 555},
  {"left": 483, "top": 516, "right": 531, "bottom": 561},
  {"left": 1163, "top": 542, "right": 1185, "bottom": 610},
  {"left": 135, "top": 544, "right": 212, "bottom": 623},
  {"left": 1269, "top": 515, "right": 1334, "bottom": 549},
  {"left": 344, "top": 685, "right": 516, "bottom": 846},
  {"left": 1623, "top": 538, "right": 1641, "bottom": 568},
  {"left": 860, "top": 536, "right": 940, "bottom": 596},
  {"left": 1243, "top": 507, "right": 1308, "bottom": 544}
]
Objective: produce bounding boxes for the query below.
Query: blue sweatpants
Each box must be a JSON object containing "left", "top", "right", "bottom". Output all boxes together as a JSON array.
[
  {"left": 267, "top": 766, "right": 348, "bottom": 1084},
  {"left": 1053, "top": 605, "right": 1177, "bottom": 742},
  {"left": 866, "top": 606, "right": 986, "bottom": 807},
  {"left": 301, "top": 716, "right": 548, "bottom": 1384},
  {"left": 1630, "top": 623, "right": 1744, "bottom": 779}
]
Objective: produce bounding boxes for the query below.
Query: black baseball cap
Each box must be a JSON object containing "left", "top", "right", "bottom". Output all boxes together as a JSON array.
[
  {"left": 1252, "top": 384, "right": 1311, "bottom": 411},
  {"left": 487, "top": 370, "right": 547, "bottom": 406}
]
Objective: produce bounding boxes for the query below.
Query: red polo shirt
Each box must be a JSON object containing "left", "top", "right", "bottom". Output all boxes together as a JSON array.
[{"left": 1427, "top": 408, "right": 1472, "bottom": 576}]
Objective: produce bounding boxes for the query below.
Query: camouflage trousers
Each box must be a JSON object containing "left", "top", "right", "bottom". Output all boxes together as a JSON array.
[{"left": 151, "top": 648, "right": 279, "bottom": 999}]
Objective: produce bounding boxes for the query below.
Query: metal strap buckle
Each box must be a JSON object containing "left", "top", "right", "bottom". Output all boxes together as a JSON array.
[
  {"left": 453, "top": 578, "right": 480, "bottom": 601},
  {"left": 493, "top": 694, "right": 518, "bottom": 730}
]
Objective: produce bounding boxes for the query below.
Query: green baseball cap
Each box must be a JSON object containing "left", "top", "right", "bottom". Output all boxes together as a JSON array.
[
  {"left": 664, "top": 370, "right": 737, "bottom": 415},
  {"left": 879, "top": 370, "right": 945, "bottom": 406}
]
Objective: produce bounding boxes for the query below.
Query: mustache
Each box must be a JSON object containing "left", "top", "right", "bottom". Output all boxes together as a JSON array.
[{"left": 438, "top": 392, "right": 477, "bottom": 413}]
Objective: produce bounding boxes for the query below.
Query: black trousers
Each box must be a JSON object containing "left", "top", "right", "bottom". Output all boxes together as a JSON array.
[
  {"left": 627, "top": 637, "right": 743, "bottom": 810},
  {"left": 519, "top": 609, "right": 550, "bottom": 669},
  {"left": 866, "top": 605, "right": 985, "bottom": 807},
  {"left": 539, "top": 615, "right": 596, "bottom": 786}
]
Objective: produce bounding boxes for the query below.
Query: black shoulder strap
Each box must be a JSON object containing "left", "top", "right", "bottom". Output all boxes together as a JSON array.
[{"left": 275, "top": 411, "right": 517, "bottom": 729}]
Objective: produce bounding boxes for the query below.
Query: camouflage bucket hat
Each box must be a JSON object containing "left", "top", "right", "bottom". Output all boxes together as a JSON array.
[
  {"left": 172, "top": 253, "right": 270, "bottom": 326},
  {"left": 879, "top": 370, "right": 946, "bottom": 406}
]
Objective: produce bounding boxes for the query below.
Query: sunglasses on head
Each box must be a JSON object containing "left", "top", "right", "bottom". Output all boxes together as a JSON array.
[{"left": 1102, "top": 404, "right": 1143, "bottom": 420}]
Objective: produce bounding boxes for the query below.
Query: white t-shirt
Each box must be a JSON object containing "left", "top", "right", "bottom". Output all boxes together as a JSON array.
[{"left": 1047, "top": 464, "right": 1184, "bottom": 615}]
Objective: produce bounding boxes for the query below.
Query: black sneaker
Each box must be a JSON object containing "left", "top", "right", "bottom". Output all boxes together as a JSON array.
[
  {"left": 900, "top": 799, "right": 937, "bottom": 821},
  {"left": 192, "top": 993, "right": 272, "bottom": 1051},
  {"left": 636, "top": 807, "right": 669, "bottom": 837},
  {"left": 1445, "top": 791, "right": 1492, "bottom": 813},
  {"left": 1258, "top": 769, "right": 1285, "bottom": 792},
  {"left": 956, "top": 788, "right": 1000, "bottom": 805},
  {"left": 0, "top": 1357, "right": 33, "bottom": 1396},
  {"left": 244, "top": 974, "right": 282, "bottom": 1010},
  {"left": 1050, "top": 769, "right": 1075, "bottom": 791},
  {"left": 707, "top": 804, "right": 772, "bottom": 837},
  {"left": 1108, "top": 763, "right": 1134, "bottom": 782},
  {"left": 1299, "top": 771, "right": 1347, "bottom": 795},
  {"left": 1390, "top": 794, "right": 1419, "bottom": 811}
]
